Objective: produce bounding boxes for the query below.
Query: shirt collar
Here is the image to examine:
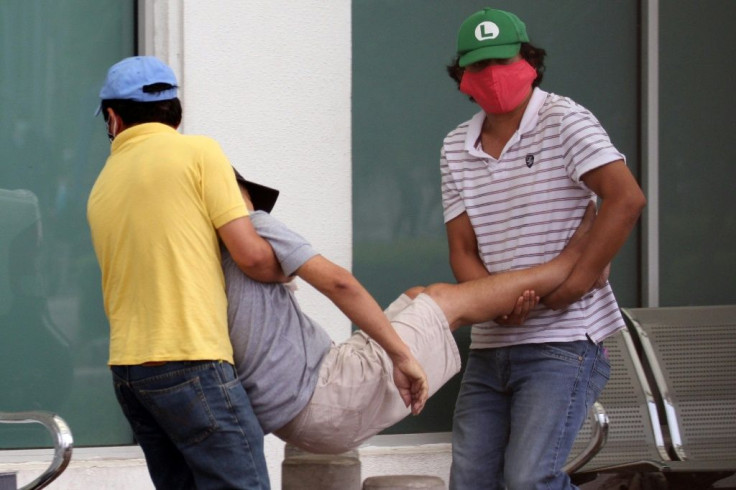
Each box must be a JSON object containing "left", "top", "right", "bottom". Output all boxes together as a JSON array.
[
  {"left": 464, "top": 87, "right": 549, "bottom": 158},
  {"left": 518, "top": 87, "right": 547, "bottom": 134},
  {"left": 111, "top": 122, "right": 178, "bottom": 152}
]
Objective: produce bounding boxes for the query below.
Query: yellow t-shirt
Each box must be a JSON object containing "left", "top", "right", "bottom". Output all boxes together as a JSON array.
[{"left": 87, "top": 123, "right": 247, "bottom": 365}]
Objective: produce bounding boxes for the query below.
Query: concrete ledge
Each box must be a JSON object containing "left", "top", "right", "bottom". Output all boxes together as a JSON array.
[
  {"left": 363, "top": 474, "right": 445, "bottom": 489},
  {"left": 0, "top": 434, "right": 452, "bottom": 489},
  {"left": 282, "top": 445, "right": 361, "bottom": 490},
  {"left": 0, "top": 447, "right": 152, "bottom": 490}
]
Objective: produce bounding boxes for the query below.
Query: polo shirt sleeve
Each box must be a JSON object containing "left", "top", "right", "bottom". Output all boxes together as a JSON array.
[
  {"left": 199, "top": 138, "right": 248, "bottom": 228},
  {"left": 248, "top": 211, "right": 318, "bottom": 276},
  {"left": 559, "top": 103, "right": 626, "bottom": 185},
  {"left": 440, "top": 146, "right": 466, "bottom": 223}
]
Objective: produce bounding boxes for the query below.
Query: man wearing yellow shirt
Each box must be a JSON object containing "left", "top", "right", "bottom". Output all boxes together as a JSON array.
[{"left": 87, "top": 56, "right": 285, "bottom": 490}]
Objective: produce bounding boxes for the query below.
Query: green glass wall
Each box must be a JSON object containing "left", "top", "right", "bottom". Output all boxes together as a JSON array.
[
  {"left": 659, "top": 1, "right": 736, "bottom": 306},
  {"left": 0, "top": 0, "right": 136, "bottom": 448},
  {"left": 352, "top": 0, "right": 641, "bottom": 433}
]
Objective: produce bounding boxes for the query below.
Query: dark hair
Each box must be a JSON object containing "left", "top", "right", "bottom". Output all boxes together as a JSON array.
[
  {"left": 100, "top": 97, "right": 182, "bottom": 128},
  {"left": 446, "top": 42, "right": 547, "bottom": 90}
]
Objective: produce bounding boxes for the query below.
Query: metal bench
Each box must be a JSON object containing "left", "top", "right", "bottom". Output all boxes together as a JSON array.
[
  {"left": 565, "top": 327, "right": 670, "bottom": 478},
  {"left": 622, "top": 305, "right": 736, "bottom": 488},
  {"left": 562, "top": 401, "right": 609, "bottom": 475},
  {"left": 564, "top": 306, "right": 736, "bottom": 489},
  {"left": 0, "top": 411, "right": 73, "bottom": 490}
]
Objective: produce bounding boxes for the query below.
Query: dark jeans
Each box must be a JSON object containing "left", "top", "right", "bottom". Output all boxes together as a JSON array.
[{"left": 112, "top": 361, "right": 269, "bottom": 489}]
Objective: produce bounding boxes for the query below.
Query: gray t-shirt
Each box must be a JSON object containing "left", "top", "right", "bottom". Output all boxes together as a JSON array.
[{"left": 223, "top": 211, "right": 332, "bottom": 433}]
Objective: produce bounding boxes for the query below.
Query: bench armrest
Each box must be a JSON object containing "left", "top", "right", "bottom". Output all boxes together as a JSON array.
[
  {"left": 564, "top": 401, "right": 609, "bottom": 475},
  {"left": 0, "top": 411, "right": 73, "bottom": 490}
]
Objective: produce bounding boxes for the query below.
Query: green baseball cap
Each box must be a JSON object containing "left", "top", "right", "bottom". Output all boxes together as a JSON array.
[{"left": 456, "top": 8, "right": 529, "bottom": 67}]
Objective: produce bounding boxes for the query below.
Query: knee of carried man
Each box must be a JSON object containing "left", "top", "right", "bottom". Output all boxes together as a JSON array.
[
  {"left": 422, "top": 283, "right": 454, "bottom": 303},
  {"left": 403, "top": 286, "right": 426, "bottom": 299}
]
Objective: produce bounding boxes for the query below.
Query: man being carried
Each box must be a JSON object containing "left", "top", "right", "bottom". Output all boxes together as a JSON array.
[{"left": 227, "top": 175, "right": 595, "bottom": 454}]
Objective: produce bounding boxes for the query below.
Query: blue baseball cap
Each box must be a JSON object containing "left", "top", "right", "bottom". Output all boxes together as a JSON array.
[{"left": 96, "top": 56, "right": 178, "bottom": 115}]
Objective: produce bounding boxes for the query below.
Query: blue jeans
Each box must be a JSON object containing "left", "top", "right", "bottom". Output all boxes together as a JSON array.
[
  {"left": 450, "top": 340, "right": 610, "bottom": 490},
  {"left": 111, "top": 361, "right": 270, "bottom": 490}
]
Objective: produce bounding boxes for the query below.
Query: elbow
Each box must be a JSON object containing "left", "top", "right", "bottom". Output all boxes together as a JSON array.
[
  {"left": 627, "top": 188, "right": 647, "bottom": 221},
  {"left": 232, "top": 244, "right": 276, "bottom": 276},
  {"left": 609, "top": 187, "right": 646, "bottom": 225},
  {"left": 327, "top": 268, "right": 360, "bottom": 297}
]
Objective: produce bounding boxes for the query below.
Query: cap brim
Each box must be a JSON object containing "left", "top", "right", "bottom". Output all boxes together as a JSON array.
[
  {"left": 458, "top": 44, "right": 521, "bottom": 67},
  {"left": 233, "top": 168, "right": 280, "bottom": 213}
]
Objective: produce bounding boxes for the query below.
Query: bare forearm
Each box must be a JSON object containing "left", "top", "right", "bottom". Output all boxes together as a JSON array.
[
  {"left": 434, "top": 202, "right": 596, "bottom": 327},
  {"left": 450, "top": 251, "right": 491, "bottom": 283},
  {"left": 329, "top": 277, "right": 411, "bottom": 360},
  {"left": 545, "top": 204, "right": 644, "bottom": 309},
  {"left": 446, "top": 212, "right": 490, "bottom": 283},
  {"left": 444, "top": 237, "right": 580, "bottom": 327},
  {"left": 588, "top": 208, "right": 635, "bottom": 269},
  {"left": 299, "top": 257, "right": 411, "bottom": 360},
  {"left": 542, "top": 161, "right": 646, "bottom": 309},
  {"left": 298, "top": 256, "right": 427, "bottom": 412},
  {"left": 565, "top": 195, "right": 643, "bottom": 292}
]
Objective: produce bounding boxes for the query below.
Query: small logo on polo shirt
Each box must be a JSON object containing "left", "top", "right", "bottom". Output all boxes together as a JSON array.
[{"left": 525, "top": 154, "right": 535, "bottom": 168}]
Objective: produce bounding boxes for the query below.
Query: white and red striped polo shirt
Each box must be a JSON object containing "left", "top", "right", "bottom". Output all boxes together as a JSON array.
[{"left": 441, "top": 88, "right": 626, "bottom": 349}]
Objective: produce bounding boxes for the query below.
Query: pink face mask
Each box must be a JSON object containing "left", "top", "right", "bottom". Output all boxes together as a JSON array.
[{"left": 460, "top": 59, "right": 537, "bottom": 114}]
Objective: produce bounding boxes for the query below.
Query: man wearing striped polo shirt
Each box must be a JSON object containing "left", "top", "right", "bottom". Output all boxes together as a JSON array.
[{"left": 441, "top": 8, "right": 646, "bottom": 490}]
